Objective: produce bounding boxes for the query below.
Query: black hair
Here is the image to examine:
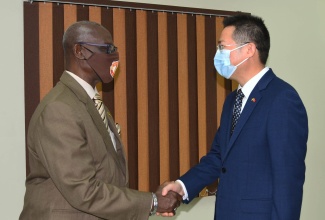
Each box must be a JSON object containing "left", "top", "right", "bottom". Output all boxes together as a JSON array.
[{"left": 223, "top": 14, "right": 270, "bottom": 64}]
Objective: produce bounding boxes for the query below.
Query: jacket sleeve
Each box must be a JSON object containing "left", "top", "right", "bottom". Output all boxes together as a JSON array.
[
  {"left": 179, "top": 129, "right": 222, "bottom": 202},
  {"left": 267, "top": 88, "right": 308, "bottom": 219}
]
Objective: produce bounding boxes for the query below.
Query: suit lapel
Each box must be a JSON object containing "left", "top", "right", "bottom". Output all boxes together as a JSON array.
[
  {"left": 223, "top": 70, "right": 275, "bottom": 160},
  {"left": 105, "top": 108, "right": 127, "bottom": 175},
  {"left": 60, "top": 72, "right": 126, "bottom": 174},
  {"left": 223, "top": 90, "right": 262, "bottom": 159}
]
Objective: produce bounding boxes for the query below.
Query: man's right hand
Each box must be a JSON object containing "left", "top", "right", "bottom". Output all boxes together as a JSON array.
[
  {"left": 154, "top": 182, "right": 182, "bottom": 215},
  {"left": 154, "top": 181, "right": 184, "bottom": 217}
]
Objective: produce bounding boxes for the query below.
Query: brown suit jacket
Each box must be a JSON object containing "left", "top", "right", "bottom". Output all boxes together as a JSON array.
[{"left": 20, "top": 72, "right": 152, "bottom": 220}]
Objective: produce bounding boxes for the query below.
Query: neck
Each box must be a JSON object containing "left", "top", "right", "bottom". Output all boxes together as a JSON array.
[{"left": 234, "top": 63, "right": 265, "bottom": 87}]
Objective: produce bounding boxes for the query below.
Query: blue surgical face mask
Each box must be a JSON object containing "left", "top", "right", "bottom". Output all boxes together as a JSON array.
[{"left": 214, "top": 43, "right": 249, "bottom": 79}]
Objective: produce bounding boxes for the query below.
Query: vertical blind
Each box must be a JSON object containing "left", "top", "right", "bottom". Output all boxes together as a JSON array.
[{"left": 24, "top": 0, "right": 243, "bottom": 193}]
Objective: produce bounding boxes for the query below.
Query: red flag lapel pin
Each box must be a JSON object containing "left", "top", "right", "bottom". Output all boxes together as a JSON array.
[{"left": 251, "top": 98, "right": 256, "bottom": 103}]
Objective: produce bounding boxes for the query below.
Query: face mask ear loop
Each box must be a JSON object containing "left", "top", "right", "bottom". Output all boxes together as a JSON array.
[
  {"left": 79, "top": 45, "right": 95, "bottom": 60},
  {"left": 84, "top": 55, "right": 104, "bottom": 82},
  {"left": 230, "top": 43, "right": 249, "bottom": 67},
  {"left": 235, "top": 57, "right": 249, "bottom": 67},
  {"left": 230, "top": 43, "right": 249, "bottom": 52}
]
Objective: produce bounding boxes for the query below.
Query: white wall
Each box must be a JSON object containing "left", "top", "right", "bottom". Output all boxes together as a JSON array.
[
  {"left": 1, "top": 0, "right": 323, "bottom": 219},
  {"left": 0, "top": 0, "right": 25, "bottom": 219}
]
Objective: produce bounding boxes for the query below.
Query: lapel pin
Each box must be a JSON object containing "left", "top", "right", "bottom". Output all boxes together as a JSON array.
[{"left": 251, "top": 98, "right": 256, "bottom": 103}]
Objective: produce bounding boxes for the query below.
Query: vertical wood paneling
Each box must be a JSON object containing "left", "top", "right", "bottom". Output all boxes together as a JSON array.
[
  {"left": 205, "top": 16, "right": 217, "bottom": 151},
  {"left": 158, "top": 12, "right": 170, "bottom": 183},
  {"left": 196, "top": 15, "right": 207, "bottom": 159},
  {"left": 187, "top": 14, "right": 199, "bottom": 168},
  {"left": 113, "top": 9, "right": 128, "bottom": 156},
  {"left": 101, "top": 8, "right": 115, "bottom": 117},
  {"left": 167, "top": 13, "right": 180, "bottom": 181},
  {"left": 89, "top": 6, "right": 101, "bottom": 23},
  {"left": 52, "top": 3, "right": 64, "bottom": 86},
  {"left": 136, "top": 10, "right": 149, "bottom": 191},
  {"left": 24, "top": 2, "right": 40, "bottom": 175},
  {"left": 177, "top": 13, "right": 190, "bottom": 176},
  {"left": 232, "top": 80, "right": 238, "bottom": 91},
  {"left": 64, "top": 4, "right": 77, "bottom": 30},
  {"left": 147, "top": 11, "right": 160, "bottom": 192},
  {"left": 124, "top": 9, "right": 138, "bottom": 190},
  {"left": 77, "top": 5, "right": 89, "bottom": 21},
  {"left": 216, "top": 17, "right": 225, "bottom": 127},
  {"left": 39, "top": 3, "right": 53, "bottom": 100},
  {"left": 89, "top": 6, "right": 103, "bottom": 97},
  {"left": 204, "top": 16, "right": 218, "bottom": 195}
]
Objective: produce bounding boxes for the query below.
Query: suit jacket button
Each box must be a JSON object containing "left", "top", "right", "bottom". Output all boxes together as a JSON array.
[{"left": 222, "top": 167, "right": 226, "bottom": 173}]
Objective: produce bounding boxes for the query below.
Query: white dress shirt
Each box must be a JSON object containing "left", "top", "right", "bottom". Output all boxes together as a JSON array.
[{"left": 238, "top": 67, "right": 269, "bottom": 112}]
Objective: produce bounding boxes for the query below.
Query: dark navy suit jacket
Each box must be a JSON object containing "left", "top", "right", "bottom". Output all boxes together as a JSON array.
[{"left": 179, "top": 69, "right": 308, "bottom": 220}]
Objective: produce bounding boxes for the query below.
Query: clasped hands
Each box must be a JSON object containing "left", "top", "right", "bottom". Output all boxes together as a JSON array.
[{"left": 153, "top": 181, "right": 184, "bottom": 217}]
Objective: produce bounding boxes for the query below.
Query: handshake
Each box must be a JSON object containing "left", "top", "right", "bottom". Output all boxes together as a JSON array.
[{"left": 151, "top": 181, "right": 185, "bottom": 217}]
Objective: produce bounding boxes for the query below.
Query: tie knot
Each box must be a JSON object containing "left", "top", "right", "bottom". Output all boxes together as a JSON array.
[{"left": 93, "top": 93, "right": 102, "bottom": 102}]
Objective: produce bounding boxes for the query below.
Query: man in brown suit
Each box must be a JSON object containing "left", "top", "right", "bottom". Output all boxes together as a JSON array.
[{"left": 20, "top": 21, "right": 180, "bottom": 220}]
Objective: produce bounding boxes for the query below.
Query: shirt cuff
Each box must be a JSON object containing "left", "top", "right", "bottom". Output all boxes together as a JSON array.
[{"left": 176, "top": 180, "right": 189, "bottom": 201}]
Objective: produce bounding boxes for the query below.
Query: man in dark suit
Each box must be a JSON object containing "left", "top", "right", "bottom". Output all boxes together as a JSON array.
[
  {"left": 161, "top": 14, "right": 308, "bottom": 219},
  {"left": 20, "top": 21, "right": 180, "bottom": 220}
]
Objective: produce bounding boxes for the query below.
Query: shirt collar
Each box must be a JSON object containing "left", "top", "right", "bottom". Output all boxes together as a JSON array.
[
  {"left": 238, "top": 67, "right": 269, "bottom": 98},
  {"left": 66, "top": 70, "right": 98, "bottom": 99}
]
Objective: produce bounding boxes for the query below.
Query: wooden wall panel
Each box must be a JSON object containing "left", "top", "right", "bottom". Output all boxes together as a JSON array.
[
  {"left": 100, "top": 8, "right": 115, "bottom": 117},
  {"left": 216, "top": 17, "right": 226, "bottom": 127},
  {"left": 64, "top": 4, "right": 77, "bottom": 30},
  {"left": 205, "top": 16, "right": 217, "bottom": 152},
  {"left": 187, "top": 14, "right": 199, "bottom": 168},
  {"left": 124, "top": 8, "right": 138, "bottom": 190},
  {"left": 24, "top": 1, "right": 244, "bottom": 195},
  {"left": 147, "top": 11, "right": 160, "bottom": 191},
  {"left": 53, "top": 3, "right": 64, "bottom": 86},
  {"left": 167, "top": 12, "right": 180, "bottom": 182},
  {"left": 113, "top": 8, "right": 128, "bottom": 158},
  {"left": 177, "top": 14, "right": 190, "bottom": 176},
  {"left": 89, "top": 6, "right": 101, "bottom": 23},
  {"left": 196, "top": 15, "right": 207, "bottom": 160},
  {"left": 158, "top": 12, "right": 170, "bottom": 183},
  {"left": 136, "top": 10, "right": 149, "bottom": 192},
  {"left": 24, "top": 2, "right": 40, "bottom": 175},
  {"left": 39, "top": 3, "right": 53, "bottom": 100},
  {"left": 89, "top": 7, "right": 103, "bottom": 97}
]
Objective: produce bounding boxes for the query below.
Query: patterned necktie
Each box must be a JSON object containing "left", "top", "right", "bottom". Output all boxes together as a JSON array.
[
  {"left": 93, "top": 93, "right": 109, "bottom": 130},
  {"left": 93, "top": 93, "right": 117, "bottom": 151},
  {"left": 231, "top": 89, "right": 244, "bottom": 135}
]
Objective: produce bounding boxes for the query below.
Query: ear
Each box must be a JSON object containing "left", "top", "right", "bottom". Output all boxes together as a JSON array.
[
  {"left": 74, "top": 44, "right": 86, "bottom": 60},
  {"left": 246, "top": 42, "right": 257, "bottom": 57}
]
